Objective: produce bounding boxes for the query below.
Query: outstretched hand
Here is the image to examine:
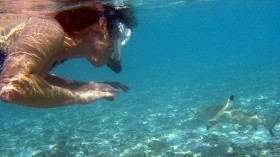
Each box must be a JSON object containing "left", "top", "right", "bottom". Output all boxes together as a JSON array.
[
  {"left": 75, "top": 82, "right": 120, "bottom": 104},
  {"left": 76, "top": 81, "right": 129, "bottom": 104}
]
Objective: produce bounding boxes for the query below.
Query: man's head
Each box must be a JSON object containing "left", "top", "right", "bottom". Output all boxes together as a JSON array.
[{"left": 55, "top": 1, "right": 137, "bottom": 71}]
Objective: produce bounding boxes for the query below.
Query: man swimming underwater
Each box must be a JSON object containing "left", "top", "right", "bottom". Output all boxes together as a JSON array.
[{"left": 0, "top": 0, "right": 137, "bottom": 108}]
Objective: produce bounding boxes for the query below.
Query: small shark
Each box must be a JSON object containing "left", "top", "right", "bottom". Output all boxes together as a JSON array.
[{"left": 205, "top": 95, "right": 279, "bottom": 136}]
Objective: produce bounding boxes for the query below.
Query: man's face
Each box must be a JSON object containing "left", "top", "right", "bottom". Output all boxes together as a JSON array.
[{"left": 82, "top": 17, "right": 113, "bottom": 67}]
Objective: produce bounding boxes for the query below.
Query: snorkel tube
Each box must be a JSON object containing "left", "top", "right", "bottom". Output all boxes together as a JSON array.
[{"left": 106, "top": 0, "right": 132, "bottom": 73}]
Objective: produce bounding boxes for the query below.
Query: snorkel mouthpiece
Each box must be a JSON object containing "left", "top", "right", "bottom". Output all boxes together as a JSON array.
[
  {"left": 107, "top": 0, "right": 132, "bottom": 73},
  {"left": 107, "top": 37, "right": 122, "bottom": 73},
  {"left": 107, "top": 58, "right": 122, "bottom": 73}
]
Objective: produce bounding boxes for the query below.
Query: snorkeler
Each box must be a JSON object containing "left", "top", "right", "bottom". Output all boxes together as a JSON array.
[{"left": 0, "top": 0, "right": 137, "bottom": 108}]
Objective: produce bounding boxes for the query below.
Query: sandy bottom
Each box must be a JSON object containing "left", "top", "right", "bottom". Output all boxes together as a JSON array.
[{"left": 1, "top": 70, "right": 280, "bottom": 157}]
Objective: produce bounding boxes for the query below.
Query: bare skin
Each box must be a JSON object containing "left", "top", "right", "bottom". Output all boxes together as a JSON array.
[{"left": 0, "top": 4, "right": 128, "bottom": 108}]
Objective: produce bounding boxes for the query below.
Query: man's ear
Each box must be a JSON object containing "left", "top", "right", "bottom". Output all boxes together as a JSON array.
[
  {"left": 98, "top": 17, "right": 108, "bottom": 29},
  {"left": 98, "top": 17, "right": 110, "bottom": 41}
]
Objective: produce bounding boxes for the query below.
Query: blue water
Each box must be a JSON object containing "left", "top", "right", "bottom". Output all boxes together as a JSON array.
[{"left": 1, "top": 0, "right": 280, "bottom": 156}]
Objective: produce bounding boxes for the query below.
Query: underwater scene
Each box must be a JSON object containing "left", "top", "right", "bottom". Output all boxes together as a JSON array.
[{"left": 1, "top": 0, "right": 280, "bottom": 156}]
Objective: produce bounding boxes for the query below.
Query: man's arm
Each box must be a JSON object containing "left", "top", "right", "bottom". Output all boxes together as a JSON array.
[
  {"left": 0, "top": 17, "right": 118, "bottom": 108},
  {"left": 45, "top": 74, "right": 130, "bottom": 92},
  {"left": 0, "top": 73, "right": 118, "bottom": 108},
  {"left": 45, "top": 73, "right": 87, "bottom": 90}
]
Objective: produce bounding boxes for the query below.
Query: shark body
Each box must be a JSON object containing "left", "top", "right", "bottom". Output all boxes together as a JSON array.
[{"left": 206, "top": 95, "right": 279, "bottom": 136}]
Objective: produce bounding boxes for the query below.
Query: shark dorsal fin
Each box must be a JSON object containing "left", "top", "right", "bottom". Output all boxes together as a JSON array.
[{"left": 225, "top": 95, "right": 234, "bottom": 109}]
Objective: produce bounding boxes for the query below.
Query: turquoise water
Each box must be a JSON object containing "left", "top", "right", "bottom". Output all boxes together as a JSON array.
[{"left": 1, "top": 0, "right": 280, "bottom": 156}]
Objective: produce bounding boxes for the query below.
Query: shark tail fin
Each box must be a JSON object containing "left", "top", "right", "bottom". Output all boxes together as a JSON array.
[
  {"left": 266, "top": 117, "right": 280, "bottom": 137},
  {"left": 207, "top": 119, "right": 217, "bottom": 130}
]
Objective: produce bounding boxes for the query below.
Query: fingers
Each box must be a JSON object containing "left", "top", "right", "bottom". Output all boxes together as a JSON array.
[
  {"left": 79, "top": 90, "right": 117, "bottom": 105},
  {"left": 100, "top": 81, "right": 130, "bottom": 92},
  {"left": 88, "top": 82, "right": 120, "bottom": 93},
  {"left": 78, "top": 81, "right": 128, "bottom": 105},
  {"left": 99, "top": 83, "right": 121, "bottom": 93},
  {"left": 114, "top": 82, "right": 129, "bottom": 92}
]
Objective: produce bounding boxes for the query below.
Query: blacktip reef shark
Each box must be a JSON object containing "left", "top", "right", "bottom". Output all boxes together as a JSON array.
[{"left": 206, "top": 95, "right": 279, "bottom": 137}]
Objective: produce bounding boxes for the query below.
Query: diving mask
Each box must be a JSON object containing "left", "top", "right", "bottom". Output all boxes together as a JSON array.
[{"left": 107, "top": 0, "right": 132, "bottom": 73}]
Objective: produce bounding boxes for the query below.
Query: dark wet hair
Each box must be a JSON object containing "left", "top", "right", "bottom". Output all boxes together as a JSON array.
[
  {"left": 55, "top": 7, "right": 104, "bottom": 35},
  {"left": 55, "top": 2, "right": 138, "bottom": 36}
]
